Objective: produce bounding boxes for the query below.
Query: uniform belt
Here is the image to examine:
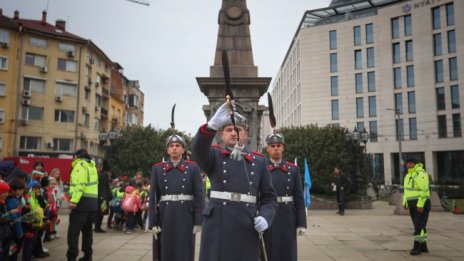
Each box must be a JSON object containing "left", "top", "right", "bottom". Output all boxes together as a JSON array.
[
  {"left": 277, "top": 196, "right": 294, "bottom": 203},
  {"left": 160, "top": 194, "right": 194, "bottom": 202},
  {"left": 210, "top": 191, "right": 256, "bottom": 203}
]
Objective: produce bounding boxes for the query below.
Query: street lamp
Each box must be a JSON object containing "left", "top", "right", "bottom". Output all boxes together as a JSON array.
[
  {"left": 345, "top": 127, "right": 370, "bottom": 194},
  {"left": 387, "top": 108, "right": 403, "bottom": 185}
]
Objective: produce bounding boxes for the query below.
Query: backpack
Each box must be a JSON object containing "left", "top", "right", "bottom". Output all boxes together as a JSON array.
[{"left": 121, "top": 193, "right": 137, "bottom": 213}]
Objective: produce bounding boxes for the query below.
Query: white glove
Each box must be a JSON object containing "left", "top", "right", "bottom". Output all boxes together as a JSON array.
[
  {"left": 297, "top": 227, "right": 306, "bottom": 236},
  {"left": 152, "top": 226, "right": 161, "bottom": 239},
  {"left": 193, "top": 225, "right": 201, "bottom": 234},
  {"left": 254, "top": 216, "right": 268, "bottom": 232},
  {"left": 207, "top": 102, "right": 232, "bottom": 131}
]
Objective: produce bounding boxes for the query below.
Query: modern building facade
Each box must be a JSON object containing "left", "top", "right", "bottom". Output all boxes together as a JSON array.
[
  {"left": 0, "top": 10, "right": 144, "bottom": 159},
  {"left": 271, "top": 0, "right": 463, "bottom": 184}
]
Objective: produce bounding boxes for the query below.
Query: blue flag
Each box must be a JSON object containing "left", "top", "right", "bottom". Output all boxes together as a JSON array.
[{"left": 304, "top": 158, "right": 312, "bottom": 208}]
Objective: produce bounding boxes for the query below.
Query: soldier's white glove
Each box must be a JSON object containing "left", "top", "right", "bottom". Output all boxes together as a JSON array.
[
  {"left": 297, "top": 227, "right": 307, "bottom": 236},
  {"left": 207, "top": 102, "right": 232, "bottom": 131},
  {"left": 193, "top": 225, "right": 201, "bottom": 234},
  {"left": 254, "top": 216, "right": 268, "bottom": 232},
  {"left": 152, "top": 226, "right": 161, "bottom": 239}
]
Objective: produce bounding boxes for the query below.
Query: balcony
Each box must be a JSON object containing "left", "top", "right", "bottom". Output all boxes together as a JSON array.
[
  {"left": 100, "top": 108, "right": 108, "bottom": 119},
  {"left": 102, "top": 88, "right": 109, "bottom": 99}
]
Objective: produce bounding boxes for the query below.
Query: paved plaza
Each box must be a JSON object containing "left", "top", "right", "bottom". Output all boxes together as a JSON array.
[{"left": 40, "top": 201, "right": 464, "bottom": 261}]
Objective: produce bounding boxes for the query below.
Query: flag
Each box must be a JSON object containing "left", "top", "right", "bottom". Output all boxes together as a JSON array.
[{"left": 303, "top": 158, "right": 312, "bottom": 208}]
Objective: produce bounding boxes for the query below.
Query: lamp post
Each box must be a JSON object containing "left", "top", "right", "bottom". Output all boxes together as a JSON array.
[
  {"left": 345, "top": 127, "right": 370, "bottom": 195},
  {"left": 387, "top": 108, "right": 403, "bottom": 185}
]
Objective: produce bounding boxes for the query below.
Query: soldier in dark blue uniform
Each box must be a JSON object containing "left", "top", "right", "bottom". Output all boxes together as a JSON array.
[
  {"left": 264, "top": 133, "right": 307, "bottom": 261},
  {"left": 149, "top": 135, "right": 205, "bottom": 261},
  {"left": 192, "top": 102, "right": 277, "bottom": 261}
]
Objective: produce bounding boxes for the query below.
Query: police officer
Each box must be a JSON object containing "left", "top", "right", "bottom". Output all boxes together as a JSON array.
[
  {"left": 402, "top": 158, "right": 431, "bottom": 255},
  {"left": 192, "top": 102, "right": 277, "bottom": 261},
  {"left": 264, "top": 133, "right": 307, "bottom": 261},
  {"left": 149, "top": 134, "right": 205, "bottom": 261},
  {"left": 66, "top": 149, "right": 99, "bottom": 261}
]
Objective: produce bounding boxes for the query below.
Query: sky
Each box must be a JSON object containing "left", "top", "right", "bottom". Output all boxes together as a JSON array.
[{"left": 2, "top": 0, "right": 331, "bottom": 135}]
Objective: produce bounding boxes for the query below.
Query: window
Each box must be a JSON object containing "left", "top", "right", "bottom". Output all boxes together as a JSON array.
[
  {"left": 394, "top": 68, "right": 402, "bottom": 89},
  {"left": 409, "top": 118, "right": 417, "bottom": 140},
  {"left": 331, "top": 100, "right": 339, "bottom": 120},
  {"left": 393, "top": 43, "right": 400, "bottom": 64},
  {"left": 0, "top": 57, "right": 7, "bottom": 70},
  {"left": 396, "top": 118, "right": 404, "bottom": 140},
  {"left": 446, "top": 3, "right": 454, "bottom": 26},
  {"left": 366, "top": 23, "right": 374, "bottom": 44},
  {"left": 355, "top": 50, "right": 362, "bottom": 69},
  {"left": 436, "top": 87, "right": 445, "bottom": 110},
  {"left": 432, "top": 7, "right": 441, "bottom": 29},
  {"left": 94, "top": 118, "right": 100, "bottom": 130},
  {"left": 96, "top": 95, "right": 101, "bottom": 107},
  {"left": 0, "top": 83, "right": 5, "bottom": 96},
  {"left": 391, "top": 18, "right": 400, "bottom": 39},
  {"left": 368, "top": 96, "right": 376, "bottom": 117},
  {"left": 21, "top": 106, "right": 43, "bottom": 120},
  {"left": 58, "top": 43, "right": 76, "bottom": 52},
  {"left": 129, "top": 95, "right": 139, "bottom": 107},
  {"left": 367, "top": 47, "right": 375, "bottom": 68},
  {"left": 357, "top": 122, "right": 365, "bottom": 133},
  {"left": 355, "top": 73, "right": 363, "bottom": 93},
  {"left": 57, "top": 58, "right": 77, "bottom": 72},
  {"left": 55, "top": 82, "right": 77, "bottom": 96},
  {"left": 453, "top": 113, "right": 462, "bottom": 137},
  {"left": 368, "top": 72, "right": 375, "bottom": 92},
  {"left": 20, "top": 136, "right": 42, "bottom": 150},
  {"left": 408, "top": 91, "right": 416, "bottom": 113},
  {"left": 451, "top": 85, "right": 460, "bottom": 108},
  {"left": 84, "top": 88, "right": 90, "bottom": 100},
  {"left": 330, "top": 53, "right": 338, "bottom": 72},
  {"left": 407, "top": 65, "right": 414, "bottom": 87},
  {"left": 449, "top": 57, "right": 458, "bottom": 81},
  {"left": 25, "top": 53, "right": 46, "bottom": 67},
  {"left": 433, "top": 33, "right": 442, "bottom": 56},
  {"left": 331, "top": 76, "right": 338, "bottom": 96},
  {"left": 435, "top": 60, "right": 443, "bottom": 83},
  {"left": 329, "top": 30, "right": 337, "bottom": 49},
  {"left": 0, "top": 29, "right": 9, "bottom": 44},
  {"left": 406, "top": 40, "right": 413, "bottom": 61},
  {"left": 404, "top": 15, "right": 412, "bottom": 36},
  {"left": 29, "top": 37, "right": 47, "bottom": 48},
  {"left": 24, "top": 78, "right": 45, "bottom": 93},
  {"left": 52, "top": 138, "right": 73, "bottom": 152},
  {"left": 0, "top": 109, "right": 4, "bottom": 123},
  {"left": 127, "top": 112, "right": 138, "bottom": 125},
  {"left": 356, "top": 97, "right": 364, "bottom": 118},
  {"left": 395, "top": 93, "right": 403, "bottom": 114},
  {"left": 54, "top": 110, "right": 74, "bottom": 123},
  {"left": 82, "top": 114, "right": 89, "bottom": 126},
  {"left": 448, "top": 30, "right": 456, "bottom": 53},
  {"left": 354, "top": 26, "right": 361, "bottom": 46},
  {"left": 369, "top": 121, "right": 378, "bottom": 142},
  {"left": 438, "top": 115, "right": 447, "bottom": 138}
]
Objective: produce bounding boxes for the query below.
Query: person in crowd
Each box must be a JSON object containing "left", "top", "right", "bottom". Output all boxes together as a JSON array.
[
  {"left": 402, "top": 158, "right": 431, "bottom": 255},
  {"left": 108, "top": 179, "right": 123, "bottom": 230},
  {"left": 94, "top": 162, "right": 112, "bottom": 233},
  {"left": 6, "top": 178, "right": 26, "bottom": 261},
  {"left": 0, "top": 182, "right": 14, "bottom": 260},
  {"left": 331, "top": 167, "right": 348, "bottom": 215},
  {"left": 191, "top": 102, "right": 277, "bottom": 261},
  {"left": 264, "top": 133, "right": 307, "bottom": 260},
  {"left": 23, "top": 180, "right": 46, "bottom": 259},
  {"left": 121, "top": 180, "right": 142, "bottom": 234},
  {"left": 149, "top": 134, "right": 205, "bottom": 261},
  {"left": 66, "top": 149, "right": 98, "bottom": 261},
  {"left": 50, "top": 168, "right": 64, "bottom": 238}
]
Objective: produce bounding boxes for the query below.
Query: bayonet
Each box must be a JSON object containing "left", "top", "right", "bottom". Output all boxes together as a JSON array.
[
  {"left": 170, "top": 103, "right": 176, "bottom": 129},
  {"left": 221, "top": 50, "right": 239, "bottom": 140},
  {"left": 267, "top": 92, "right": 276, "bottom": 133}
]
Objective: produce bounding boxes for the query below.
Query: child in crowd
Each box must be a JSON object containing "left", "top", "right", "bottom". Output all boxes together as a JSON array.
[
  {"left": 0, "top": 182, "right": 14, "bottom": 260},
  {"left": 6, "top": 178, "right": 26, "bottom": 261}
]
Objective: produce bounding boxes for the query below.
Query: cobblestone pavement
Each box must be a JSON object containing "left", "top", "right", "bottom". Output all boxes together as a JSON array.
[{"left": 39, "top": 201, "right": 464, "bottom": 260}]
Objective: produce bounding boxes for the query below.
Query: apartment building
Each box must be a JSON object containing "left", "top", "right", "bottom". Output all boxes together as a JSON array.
[
  {"left": 0, "top": 10, "right": 144, "bottom": 159},
  {"left": 271, "top": 0, "right": 463, "bottom": 184}
]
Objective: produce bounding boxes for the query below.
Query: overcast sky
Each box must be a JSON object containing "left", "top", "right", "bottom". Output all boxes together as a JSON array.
[{"left": 2, "top": 0, "right": 331, "bottom": 135}]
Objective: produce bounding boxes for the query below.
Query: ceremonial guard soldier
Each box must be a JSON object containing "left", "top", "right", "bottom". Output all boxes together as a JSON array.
[
  {"left": 149, "top": 134, "right": 205, "bottom": 261},
  {"left": 264, "top": 133, "right": 307, "bottom": 261},
  {"left": 192, "top": 102, "right": 277, "bottom": 261}
]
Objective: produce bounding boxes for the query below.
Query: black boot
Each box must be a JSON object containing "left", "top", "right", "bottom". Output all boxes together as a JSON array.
[
  {"left": 420, "top": 242, "right": 429, "bottom": 253},
  {"left": 410, "top": 241, "right": 421, "bottom": 255}
]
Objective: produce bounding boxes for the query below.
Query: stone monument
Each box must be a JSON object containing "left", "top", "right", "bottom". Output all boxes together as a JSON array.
[{"left": 196, "top": 0, "right": 271, "bottom": 150}]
